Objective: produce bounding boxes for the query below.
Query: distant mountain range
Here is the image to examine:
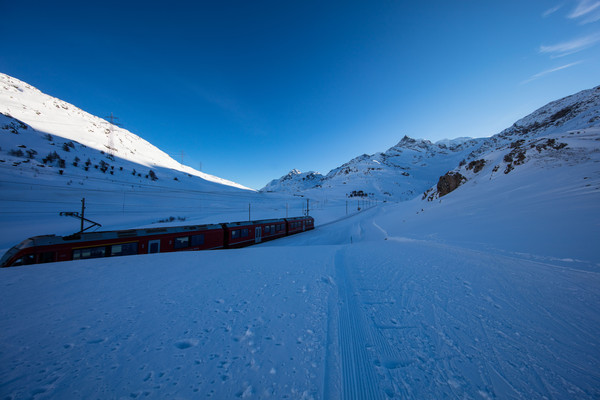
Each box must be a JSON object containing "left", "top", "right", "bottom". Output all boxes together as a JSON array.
[{"left": 262, "top": 85, "right": 600, "bottom": 201}]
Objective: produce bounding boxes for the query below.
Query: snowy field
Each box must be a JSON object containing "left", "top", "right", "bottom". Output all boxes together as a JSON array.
[
  {"left": 1, "top": 132, "right": 599, "bottom": 398},
  {"left": 1, "top": 187, "right": 599, "bottom": 399}
]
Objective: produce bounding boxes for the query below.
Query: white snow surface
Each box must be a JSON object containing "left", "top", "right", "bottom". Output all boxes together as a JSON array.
[{"left": 1, "top": 77, "right": 599, "bottom": 399}]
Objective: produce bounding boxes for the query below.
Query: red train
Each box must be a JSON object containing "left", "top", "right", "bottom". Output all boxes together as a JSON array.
[{"left": 0, "top": 216, "right": 315, "bottom": 268}]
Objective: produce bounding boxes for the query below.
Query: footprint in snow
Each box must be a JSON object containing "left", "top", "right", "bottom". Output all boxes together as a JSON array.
[{"left": 174, "top": 339, "right": 199, "bottom": 349}]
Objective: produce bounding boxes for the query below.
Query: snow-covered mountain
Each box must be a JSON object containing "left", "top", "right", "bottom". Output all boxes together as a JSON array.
[
  {"left": 261, "top": 169, "right": 325, "bottom": 192},
  {"left": 424, "top": 85, "right": 600, "bottom": 199},
  {"left": 262, "top": 135, "right": 486, "bottom": 200},
  {"left": 263, "top": 85, "right": 600, "bottom": 201},
  {"left": 0, "top": 73, "right": 252, "bottom": 191}
]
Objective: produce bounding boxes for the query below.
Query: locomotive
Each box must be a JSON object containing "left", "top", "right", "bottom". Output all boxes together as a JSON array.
[{"left": 0, "top": 216, "right": 314, "bottom": 268}]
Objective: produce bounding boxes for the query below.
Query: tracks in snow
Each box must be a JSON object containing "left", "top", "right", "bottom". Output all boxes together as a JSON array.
[{"left": 331, "top": 249, "right": 409, "bottom": 399}]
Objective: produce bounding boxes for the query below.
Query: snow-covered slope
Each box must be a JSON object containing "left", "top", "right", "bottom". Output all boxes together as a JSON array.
[
  {"left": 1, "top": 160, "right": 598, "bottom": 398},
  {"left": 0, "top": 73, "right": 251, "bottom": 191},
  {"left": 496, "top": 85, "right": 600, "bottom": 140},
  {"left": 423, "top": 86, "right": 600, "bottom": 200}
]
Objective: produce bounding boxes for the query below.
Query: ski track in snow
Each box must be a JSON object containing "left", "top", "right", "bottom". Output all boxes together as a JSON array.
[{"left": 335, "top": 249, "right": 387, "bottom": 399}]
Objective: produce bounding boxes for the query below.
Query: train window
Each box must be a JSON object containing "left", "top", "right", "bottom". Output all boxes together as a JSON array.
[
  {"left": 191, "top": 234, "right": 205, "bottom": 246},
  {"left": 11, "top": 254, "right": 35, "bottom": 266},
  {"left": 73, "top": 246, "right": 106, "bottom": 260},
  {"left": 149, "top": 240, "right": 160, "bottom": 253},
  {"left": 264, "top": 225, "right": 270, "bottom": 234},
  {"left": 271, "top": 225, "right": 275, "bottom": 233},
  {"left": 231, "top": 230, "right": 239, "bottom": 239},
  {"left": 241, "top": 228, "right": 249, "bottom": 237},
  {"left": 110, "top": 243, "right": 138, "bottom": 256},
  {"left": 39, "top": 252, "right": 56, "bottom": 264},
  {"left": 174, "top": 236, "right": 190, "bottom": 249}
]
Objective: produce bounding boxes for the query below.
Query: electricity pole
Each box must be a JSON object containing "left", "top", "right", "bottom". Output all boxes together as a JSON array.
[
  {"left": 80, "top": 198, "right": 85, "bottom": 232},
  {"left": 60, "top": 197, "right": 102, "bottom": 234},
  {"left": 105, "top": 113, "right": 120, "bottom": 158}
]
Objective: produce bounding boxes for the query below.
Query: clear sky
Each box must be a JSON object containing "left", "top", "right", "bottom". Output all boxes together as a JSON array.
[{"left": 2, "top": 1, "right": 599, "bottom": 189}]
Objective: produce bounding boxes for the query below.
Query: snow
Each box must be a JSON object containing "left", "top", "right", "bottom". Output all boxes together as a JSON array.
[
  {"left": 1, "top": 200, "right": 599, "bottom": 398},
  {"left": 2, "top": 140, "right": 599, "bottom": 398}
]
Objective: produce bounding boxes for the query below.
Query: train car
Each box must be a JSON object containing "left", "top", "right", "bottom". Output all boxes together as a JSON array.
[
  {"left": 253, "top": 218, "right": 287, "bottom": 243},
  {"left": 0, "top": 216, "right": 316, "bottom": 268},
  {"left": 222, "top": 220, "right": 258, "bottom": 248},
  {"left": 0, "top": 223, "right": 225, "bottom": 268},
  {"left": 223, "top": 218, "right": 287, "bottom": 248},
  {"left": 285, "top": 216, "right": 314, "bottom": 234}
]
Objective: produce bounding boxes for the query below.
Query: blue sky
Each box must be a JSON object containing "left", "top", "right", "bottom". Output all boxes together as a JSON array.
[{"left": 2, "top": 1, "right": 599, "bottom": 189}]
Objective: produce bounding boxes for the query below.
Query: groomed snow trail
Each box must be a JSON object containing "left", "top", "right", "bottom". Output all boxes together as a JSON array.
[
  {"left": 335, "top": 249, "right": 386, "bottom": 399},
  {"left": 326, "top": 238, "right": 600, "bottom": 399}
]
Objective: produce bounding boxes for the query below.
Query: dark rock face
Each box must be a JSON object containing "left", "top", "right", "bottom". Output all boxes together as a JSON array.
[
  {"left": 466, "top": 159, "right": 486, "bottom": 173},
  {"left": 437, "top": 172, "right": 466, "bottom": 197}
]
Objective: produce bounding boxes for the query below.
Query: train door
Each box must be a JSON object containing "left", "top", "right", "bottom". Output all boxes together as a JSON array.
[
  {"left": 255, "top": 227, "right": 262, "bottom": 244},
  {"left": 148, "top": 239, "right": 161, "bottom": 254},
  {"left": 302, "top": 221, "right": 306, "bottom": 231}
]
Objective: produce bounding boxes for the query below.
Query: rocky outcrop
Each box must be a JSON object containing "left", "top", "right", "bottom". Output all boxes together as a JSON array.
[
  {"left": 436, "top": 172, "right": 466, "bottom": 197},
  {"left": 466, "top": 159, "right": 486, "bottom": 173}
]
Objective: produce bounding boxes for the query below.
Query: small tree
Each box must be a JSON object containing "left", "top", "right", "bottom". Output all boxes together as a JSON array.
[{"left": 9, "top": 149, "right": 24, "bottom": 157}]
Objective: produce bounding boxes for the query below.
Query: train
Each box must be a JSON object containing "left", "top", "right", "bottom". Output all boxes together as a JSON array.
[{"left": 0, "top": 216, "right": 315, "bottom": 268}]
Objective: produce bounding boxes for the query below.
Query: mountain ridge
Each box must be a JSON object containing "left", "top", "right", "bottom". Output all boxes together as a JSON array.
[
  {"left": 0, "top": 73, "right": 252, "bottom": 192},
  {"left": 262, "top": 85, "right": 600, "bottom": 200}
]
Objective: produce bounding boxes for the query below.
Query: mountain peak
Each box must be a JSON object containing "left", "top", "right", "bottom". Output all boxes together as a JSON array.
[
  {"left": 261, "top": 169, "right": 324, "bottom": 192},
  {"left": 392, "top": 135, "right": 434, "bottom": 151},
  {"left": 497, "top": 85, "right": 600, "bottom": 140}
]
